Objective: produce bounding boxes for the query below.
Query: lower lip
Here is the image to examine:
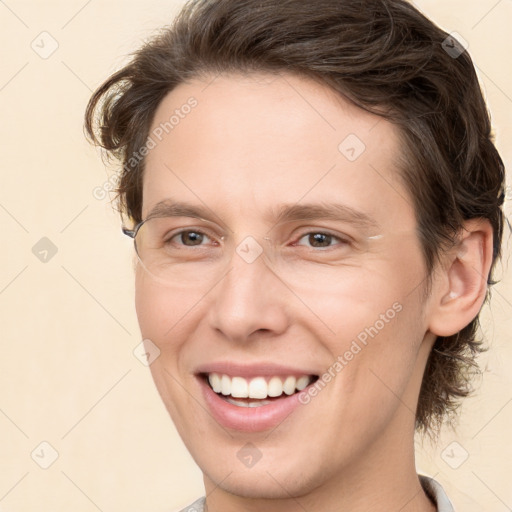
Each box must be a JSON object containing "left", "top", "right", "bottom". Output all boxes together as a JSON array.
[{"left": 198, "top": 377, "right": 308, "bottom": 432}]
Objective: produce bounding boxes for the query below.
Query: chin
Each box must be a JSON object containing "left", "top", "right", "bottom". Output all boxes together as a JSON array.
[
  {"left": 199, "top": 453, "right": 327, "bottom": 500},
  {"left": 209, "top": 470, "right": 312, "bottom": 499}
]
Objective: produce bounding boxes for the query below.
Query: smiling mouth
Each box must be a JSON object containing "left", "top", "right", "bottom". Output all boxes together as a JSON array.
[{"left": 201, "top": 372, "right": 319, "bottom": 407}]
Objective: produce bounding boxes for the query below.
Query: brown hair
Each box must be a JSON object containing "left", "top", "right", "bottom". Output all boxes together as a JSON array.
[{"left": 85, "top": 0, "right": 505, "bottom": 433}]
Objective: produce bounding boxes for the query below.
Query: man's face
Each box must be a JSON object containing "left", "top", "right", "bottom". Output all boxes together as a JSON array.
[{"left": 135, "top": 73, "right": 435, "bottom": 498}]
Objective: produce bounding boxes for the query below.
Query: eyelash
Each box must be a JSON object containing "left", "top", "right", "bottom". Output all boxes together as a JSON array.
[
  {"left": 294, "top": 232, "right": 350, "bottom": 249},
  {"left": 167, "top": 229, "right": 351, "bottom": 250}
]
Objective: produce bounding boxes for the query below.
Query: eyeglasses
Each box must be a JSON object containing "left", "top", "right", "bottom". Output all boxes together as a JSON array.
[
  {"left": 122, "top": 215, "right": 396, "bottom": 289},
  {"left": 123, "top": 216, "right": 252, "bottom": 287}
]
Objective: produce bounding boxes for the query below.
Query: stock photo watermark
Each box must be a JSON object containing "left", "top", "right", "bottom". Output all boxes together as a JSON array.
[
  {"left": 440, "top": 441, "right": 469, "bottom": 470},
  {"left": 298, "top": 301, "right": 403, "bottom": 404},
  {"left": 237, "top": 442, "right": 263, "bottom": 468},
  {"left": 133, "top": 339, "right": 161, "bottom": 366},
  {"left": 92, "top": 96, "right": 198, "bottom": 201},
  {"left": 441, "top": 32, "right": 469, "bottom": 59},
  {"left": 30, "top": 441, "right": 59, "bottom": 469}
]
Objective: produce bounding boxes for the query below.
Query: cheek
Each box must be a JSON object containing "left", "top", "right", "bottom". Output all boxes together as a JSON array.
[
  {"left": 135, "top": 270, "right": 165, "bottom": 340},
  {"left": 134, "top": 268, "right": 210, "bottom": 378},
  {"left": 308, "top": 262, "right": 427, "bottom": 396},
  {"left": 329, "top": 292, "right": 425, "bottom": 426},
  {"left": 134, "top": 267, "right": 191, "bottom": 342},
  {"left": 134, "top": 270, "right": 188, "bottom": 374},
  {"left": 298, "top": 271, "right": 417, "bottom": 343},
  {"left": 134, "top": 269, "right": 197, "bottom": 427}
]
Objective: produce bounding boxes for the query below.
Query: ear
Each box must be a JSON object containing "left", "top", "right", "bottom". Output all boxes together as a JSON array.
[{"left": 428, "top": 218, "right": 494, "bottom": 337}]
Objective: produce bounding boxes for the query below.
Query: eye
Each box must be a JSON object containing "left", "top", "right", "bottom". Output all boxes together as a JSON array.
[
  {"left": 168, "top": 230, "right": 213, "bottom": 247},
  {"left": 295, "top": 232, "right": 348, "bottom": 249}
]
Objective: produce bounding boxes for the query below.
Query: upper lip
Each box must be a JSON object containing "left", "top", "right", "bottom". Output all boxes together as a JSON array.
[{"left": 195, "top": 361, "right": 319, "bottom": 379}]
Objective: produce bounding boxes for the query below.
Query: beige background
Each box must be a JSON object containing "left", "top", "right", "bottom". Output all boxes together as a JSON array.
[{"left": 0, "top": 0, "right": 511, "bottom": 510}]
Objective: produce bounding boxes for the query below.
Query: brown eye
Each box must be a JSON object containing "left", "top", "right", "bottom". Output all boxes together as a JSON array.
[
  {"left": 173, "top": 230, "right": 208, "bottom": 246},
  {"left": 308, "top": 233, "right": 333, "bottom": 247},
  {"left": 296, "top": 232, "right": 347, "bottom": 249}
]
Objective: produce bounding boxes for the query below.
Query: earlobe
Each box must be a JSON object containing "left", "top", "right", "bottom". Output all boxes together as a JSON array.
[{"left": 428, "top": 219, "right": 494, "bottom": 337}]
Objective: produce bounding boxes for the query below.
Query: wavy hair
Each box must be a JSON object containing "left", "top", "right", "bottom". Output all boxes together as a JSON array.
[{"left": 85, "top": 0, "right": 505, "bottom": 433}]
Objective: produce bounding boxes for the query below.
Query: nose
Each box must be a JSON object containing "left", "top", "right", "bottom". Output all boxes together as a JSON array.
[{"left": 207, "top": 248, "right": 290, "bottom": 343}]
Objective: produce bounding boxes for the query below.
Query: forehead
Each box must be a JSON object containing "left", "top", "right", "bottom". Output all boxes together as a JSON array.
[{"left": 142, "top": 72, "right": 414, "bottom": 232}]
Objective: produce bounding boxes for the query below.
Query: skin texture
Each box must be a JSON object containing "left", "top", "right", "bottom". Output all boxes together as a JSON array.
[{"left": 134, "top": 73, "right": 493, "bottom": 512}]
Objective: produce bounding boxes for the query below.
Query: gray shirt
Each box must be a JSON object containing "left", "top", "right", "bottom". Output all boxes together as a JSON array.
[{"left": 177, "top": 475, "right": 454, "bottom": 512}]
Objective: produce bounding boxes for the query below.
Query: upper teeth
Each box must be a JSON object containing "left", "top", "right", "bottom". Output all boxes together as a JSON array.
[{"left": 208, "top": 373, "right": 313, "bottom": 399}]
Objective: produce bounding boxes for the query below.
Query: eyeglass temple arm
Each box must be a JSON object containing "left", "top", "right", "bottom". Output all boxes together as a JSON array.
[{"left": 122, "top": 226, "right": 136, "bottom": 239}]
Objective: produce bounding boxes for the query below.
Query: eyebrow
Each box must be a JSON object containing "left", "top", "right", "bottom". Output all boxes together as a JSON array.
[
  {"left": 267, "top": 202, "right": 379, "bottom": 231},
  {"left": 145, "top": 200, "right": 232, "bottom": 232},
  {"left": 145, "top": 199, "right": 379, "bottom": 231},
  {"left": 147, "top": 200, "right": 217, "bottom": 222}
]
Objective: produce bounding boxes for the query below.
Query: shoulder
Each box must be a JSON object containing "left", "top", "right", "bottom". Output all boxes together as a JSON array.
[{"left": 176, "top": 497, "right": 206, "bottom": 512}]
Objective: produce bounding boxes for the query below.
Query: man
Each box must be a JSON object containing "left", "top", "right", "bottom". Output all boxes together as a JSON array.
[{"left": 85, "top": 0, "right": 505, "bottom": 510}]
